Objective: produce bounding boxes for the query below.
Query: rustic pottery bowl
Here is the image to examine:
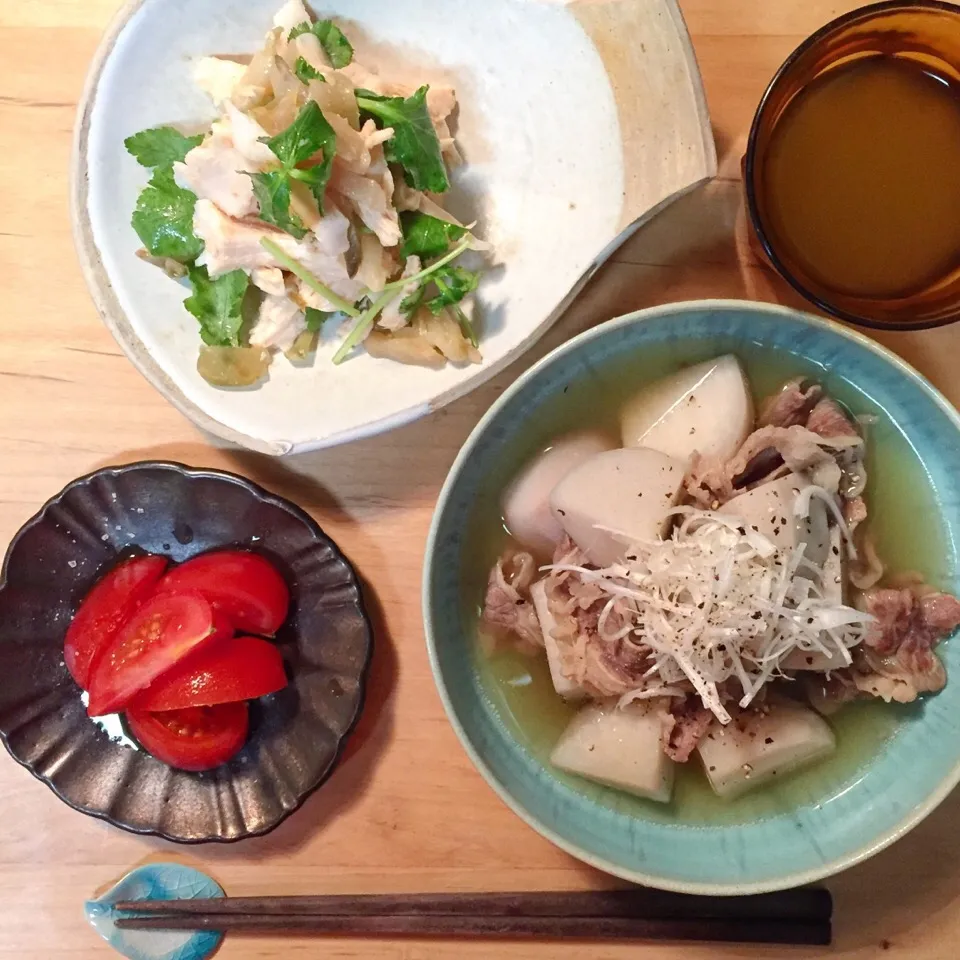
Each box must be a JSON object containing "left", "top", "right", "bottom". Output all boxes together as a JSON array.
[
  {"left": 0, "top": 462, "right": 372, "bottom": 842},
  {"left": 423, "top": 300, "right": 960, "bottom": 893},
  {"left": 71, "top": 0, "right": 715, "bottom": 454}
]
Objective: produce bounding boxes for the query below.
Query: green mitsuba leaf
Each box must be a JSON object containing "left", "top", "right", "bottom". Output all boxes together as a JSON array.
[
  {"left": 356, "top": 86, "right": 449, "bottom": 194},
  {"left": 263, "top": 100, "right": 335, "bottom": 168},
  {"left": 254, "top": 101, "right": 337, "bottom": 235},
  {"left": 426, "top": 265, "right": 480, "bottom": 314},
  {"left": 184, "top": 265, "right": 250, "bottom": 347},
  {"left": 305, "top": 307, "right": 333, "bottom": 332},
  {"left": 289, "top": 20, "right": 353, "bottom": 69},
  {"left": 131, "top": 165, "right": 204, "bottom": 261},
  {"left": 125, "top": 126, "right": 203, "bottom": 168},
  {"left": 294, "top": 57, "right": 324, "bottom": 83},
  {"left": 250, "top": 171, "right": 308, "bottom": 239},
  {"left": 400, "top": 211, "right": 466, "bottom": 260}
]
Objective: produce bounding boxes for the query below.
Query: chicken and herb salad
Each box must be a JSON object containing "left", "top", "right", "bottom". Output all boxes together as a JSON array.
[{"left": 125, "top": 1, "right": 487, "bottom": 387}]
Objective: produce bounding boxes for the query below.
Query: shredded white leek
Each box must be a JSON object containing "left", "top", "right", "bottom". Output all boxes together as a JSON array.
[{"left": 545, "top": 510, "right": 874, "bottom": 724}]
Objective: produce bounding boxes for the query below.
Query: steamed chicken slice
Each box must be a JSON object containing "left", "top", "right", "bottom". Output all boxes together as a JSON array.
[
  {"left": 330, "top": 160, "right": 401, "bottom": 247},
  {"left": 502, "top": 432, "right": 615, "bottom": 557},
  {"left": 249, "top": 294, "right": 306, "bottom": 352},
  {"left": 174, "top": 136, "right": 259, "bottom": 220},
  {"left": 697, "top": 703, "right": 835, "bottom": 798},
  {"left": 550, "top": 448, "right": 686, "bottom": 566},
  {"left": 193, "top": 200, "right": 364, "bottom": 305},
  {"left": 529, "top": 580, "right": 585, "bottom": 699},
  {"left": 551, "top": 701, "right": 674, "bottom": 803},
  {"left": 621, "top": 355, "right": 753, "bottom": 464}
]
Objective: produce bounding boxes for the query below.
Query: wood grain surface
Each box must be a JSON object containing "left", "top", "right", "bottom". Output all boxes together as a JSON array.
[{"left": 1, "top": 2, "right": 958, "bottom": 958}]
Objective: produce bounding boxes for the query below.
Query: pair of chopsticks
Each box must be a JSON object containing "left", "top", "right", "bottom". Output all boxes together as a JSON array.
[{"left": 116, "top": 888, "right": 832, "bottom": 944}]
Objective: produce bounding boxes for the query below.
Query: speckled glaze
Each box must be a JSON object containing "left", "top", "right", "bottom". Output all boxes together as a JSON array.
[
  {"left": 423, "top": 300, "right": 960, "bottom": 894},
  {"left": 71, "top": 0, "right": 715, "bottom": 454},
  {"left": 86, "top": 863, "right": 224, "bottom": 960},
  {"left": 0, "top": 462, "right": 373, "bottom": 842}
]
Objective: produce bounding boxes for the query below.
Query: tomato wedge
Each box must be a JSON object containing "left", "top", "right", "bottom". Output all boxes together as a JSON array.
[
  {"left": 86, "top": 592, "right": 217, "bottom": 717},
  {"left": 64, "top": 554, "right": 168, "bottom": 689},
  {"left": 158, "top": 550, "right": 289, "bottom": 636},
  {"left": 133, "top": 635, "right": 287, "bottom": 712},
  {"left": 126, "top": 702, "right": 249, "bottom": 771}
]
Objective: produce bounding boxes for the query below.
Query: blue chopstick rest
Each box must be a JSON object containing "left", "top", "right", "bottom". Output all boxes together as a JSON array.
[{"left": 85, "top": 862, "right": 224, "bottom": 960}]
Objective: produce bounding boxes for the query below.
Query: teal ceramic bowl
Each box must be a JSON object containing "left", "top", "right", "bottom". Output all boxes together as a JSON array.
[{"left": 423, "top": 300, "right": 960, "bottom": 894}]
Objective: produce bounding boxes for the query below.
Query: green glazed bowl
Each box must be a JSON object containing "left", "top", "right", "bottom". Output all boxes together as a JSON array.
[{"left": 423, "top": 300, "right": 960, "bottom": 894}]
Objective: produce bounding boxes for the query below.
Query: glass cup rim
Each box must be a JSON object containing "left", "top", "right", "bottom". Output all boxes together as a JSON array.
[{"left": 744, "top": 0, "right": 960, "bottom": 332}]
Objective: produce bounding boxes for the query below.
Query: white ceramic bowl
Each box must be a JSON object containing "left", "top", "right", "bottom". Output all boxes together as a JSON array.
[{"left": 72, "top": 0, "right": 715, "bottom": 454}]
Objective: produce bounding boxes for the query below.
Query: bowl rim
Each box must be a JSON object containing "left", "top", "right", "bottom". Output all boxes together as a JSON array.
[
  {"left": 743, "top": 0, "right": 960, "bottom": 333},
  {"left": 422, "top": 298, "right": 960, "bottom": 894},
  {"left": 0, "top": 459, "right": 374, "bottom": 843},
  {"left": 69, "top": 0, "right": 717, "bottom": 456}
]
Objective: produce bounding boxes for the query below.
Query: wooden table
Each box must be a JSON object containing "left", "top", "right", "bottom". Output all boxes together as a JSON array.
[{"left": 2, "top": 1, "right": 959, "bottom": 957}]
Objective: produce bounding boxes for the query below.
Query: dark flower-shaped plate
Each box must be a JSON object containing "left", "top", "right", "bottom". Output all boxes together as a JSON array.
[{"left": 0, "top": 461, "right": 373, "bottom": 842}]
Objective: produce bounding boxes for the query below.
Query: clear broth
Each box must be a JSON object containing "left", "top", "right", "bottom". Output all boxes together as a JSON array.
[{"left": 466, "top": 343, "right": 948, "bottom": 824}]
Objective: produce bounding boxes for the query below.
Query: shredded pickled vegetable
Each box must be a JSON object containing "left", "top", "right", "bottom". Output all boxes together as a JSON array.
[{"left": 545, "top": 509, "right": 874, "bottom": 723}]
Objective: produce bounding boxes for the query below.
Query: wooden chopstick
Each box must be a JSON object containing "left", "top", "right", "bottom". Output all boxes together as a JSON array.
[
  {"left": 117, "top": 888, "right": 831, "bottom": 921},
  {"left": 114, "top": 889, "right": 832, "bottom": 945},
  {"left": 115, "top": 913, "right": 830, "bottom": 944}
]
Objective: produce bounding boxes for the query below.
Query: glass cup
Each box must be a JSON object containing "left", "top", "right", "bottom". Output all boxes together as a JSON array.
[{"left": 744, "top": 1, "right": 960, "bottom": 331}]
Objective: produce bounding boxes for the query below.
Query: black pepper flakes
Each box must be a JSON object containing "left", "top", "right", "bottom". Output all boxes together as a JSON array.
[{"left": 764, "top": 737, "right": 774, "bottom": 744}]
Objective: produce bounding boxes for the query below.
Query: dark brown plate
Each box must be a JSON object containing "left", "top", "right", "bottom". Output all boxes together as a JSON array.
[{"left": 0, "top": 461, "right": 372, "bottom": 842}]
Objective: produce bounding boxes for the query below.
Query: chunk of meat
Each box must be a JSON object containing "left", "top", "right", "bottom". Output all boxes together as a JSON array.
[
  {"left": 807, "top": 398, "right": 859, "bottom": 439},
  {"left": 311, "top": 201, "right": 352, "bottom": 257},
  {"left": 481, "top": 550, "right": 542, "bottom": 650},
  {"left": 684, "top": 425, "right": 861, "bottom": 507},
  {"left": 251, "top": 266, "right": 286, "bottom": 297},
  {"left": 249, "top": 294, "right": 305, "bottom": 352},
  {"left": 426, "top": 86, "right": 457, "bottom": 124},
  {"left": 844, "top": 496, "right": 867, "bottom": 537},
  {"left": 330, "top": 161, "right": 401, "bottom": 247},
  {"left": 758, "top": 378, "right": 822, "bottom": 428},
  {"left": 193, "top": 200, "right": 364, "bottom": 303},
  {"left": 174, "top": 137, "right": 259, "bottom": 219},
  {"left": 922, "top": 592, "right": 960, "bottom": 633},
  {"left": 853, "top": 586, "right": 960, "bottom": 702},
  {"left": 660, "top": 700, "right": 714, "bottom": 762},
  {"left": 536, "top": 538, "right": 654, "bottom": 698},
  {"left": 218, "top": 102, "right": 277, "bottom": 169}
]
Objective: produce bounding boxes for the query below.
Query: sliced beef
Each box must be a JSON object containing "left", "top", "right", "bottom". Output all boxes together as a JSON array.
[
  {"left": 684, "top": 424, "right": 859, "bottom": 506},
  {"left": 806, "top": 397, "right": 859, "bottom": 440},
  {"left": 660, "top": 700, "right": 714, "bottom": 762},
  {"left": 852, "top": 586, "right": 960, "bottom": 702},
  {"left": 482, "top": 549, "right": 542, "bottom": 649},
  {"left": 758, "top": 378, "right": 822, "bottom": 428}
]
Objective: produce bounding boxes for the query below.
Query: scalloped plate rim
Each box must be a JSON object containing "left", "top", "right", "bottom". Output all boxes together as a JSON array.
[{"left": 0, "top": 459, "right": 374, "bottom": 843}]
